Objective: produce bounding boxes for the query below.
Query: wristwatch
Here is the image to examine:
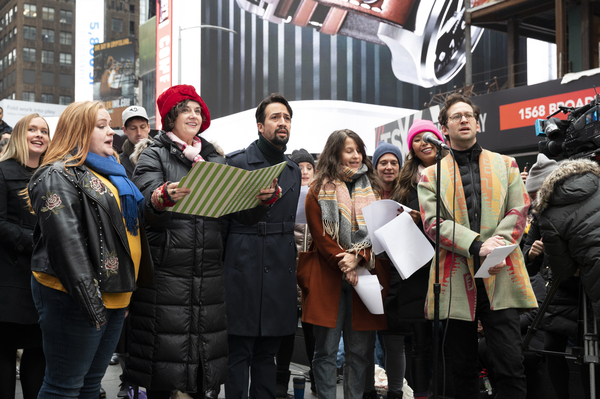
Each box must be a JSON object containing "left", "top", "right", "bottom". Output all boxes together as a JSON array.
[
  {"left": 235, "top": 0, "right": 484, "bottom": 88},
  {"left": 377, "top": 0, "right": 484, "bottom": 87},
  {"left": 314, "top": 0, "right": 415, "bottom": 28}
]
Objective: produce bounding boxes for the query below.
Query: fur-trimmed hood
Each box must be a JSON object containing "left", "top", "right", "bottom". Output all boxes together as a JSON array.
[{"left": 535, "top": 158, "right": 600, "bottom": 213}]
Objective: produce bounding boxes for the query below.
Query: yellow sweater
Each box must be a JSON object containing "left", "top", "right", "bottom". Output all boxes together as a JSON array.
[{"left": 34, "top": 170, "right": 141, "bottom": 309}]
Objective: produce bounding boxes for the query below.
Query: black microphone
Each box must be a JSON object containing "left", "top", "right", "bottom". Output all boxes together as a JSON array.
[{"left": 422, "top": 132, "right": 451, "bottom": 151}]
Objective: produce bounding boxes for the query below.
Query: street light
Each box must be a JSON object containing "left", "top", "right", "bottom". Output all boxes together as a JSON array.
[{"left": 178, "top": 24, "right": 237, "bottom": 85}]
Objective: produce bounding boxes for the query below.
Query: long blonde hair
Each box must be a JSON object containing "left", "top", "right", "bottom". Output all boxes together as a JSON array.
[
  {"left": 0, "top": 113, "right": 49, "bottom": 166},
  {"left": 40, "top": 101, "right": 105, "bottom": 169}
]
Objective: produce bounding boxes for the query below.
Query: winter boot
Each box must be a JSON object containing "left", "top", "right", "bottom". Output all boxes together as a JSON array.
[
  {"left": 276, "top": 369, "right": 291, "bottom": 398},
  {"left": 387, "top": 390, "right": 403, "bottom": 399},
  {"left": 363, "top": 390, "right": 377, "bottom": 399}
]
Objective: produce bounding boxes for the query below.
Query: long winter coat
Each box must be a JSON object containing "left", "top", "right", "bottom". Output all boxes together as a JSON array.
[
  {"left": 535, "top": 158, "right": 600, "bottom": 309},
  {"left": 0, "top": 159, "right": 38, "bottom": 324},
  {"left": 386, "top": 186, "right": 431, "bottom": 330},
  {"left": 417, "top": 148, "right": 537, "bottom": 321},
  {"left": 224, "top": 141, "right": 301, "bottom": 337},
  {"left": 125, "top": 133, "right": 228, "bottom": 393},
  {"left": 298, "top": 185, "right": 390, "bottom": 330}
]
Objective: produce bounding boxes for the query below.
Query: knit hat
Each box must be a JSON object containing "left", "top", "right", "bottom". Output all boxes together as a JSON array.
[
  {"left": 373, "top": 142, "right": 403, "bottom": 168},
  {"left": 290, "top": 148, "right": 315, "bottom": 168},
  {"left": 526, "top": 153, "right": 559, "bottom": 193},
  {"left": 157, "top": 84, "right": 211, "bottom": 132},
  {"left": 407, "top": 119, "right": 445, "bottom": 151}
]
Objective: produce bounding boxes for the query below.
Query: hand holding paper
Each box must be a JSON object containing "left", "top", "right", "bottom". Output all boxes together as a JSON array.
[{"left": 474, "top": 244, "right": 518, "bottom": 278}]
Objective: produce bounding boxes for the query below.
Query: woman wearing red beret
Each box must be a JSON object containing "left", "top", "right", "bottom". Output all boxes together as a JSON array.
[{"left": 124, "top": 85, "right": 277, "bottom": 399}]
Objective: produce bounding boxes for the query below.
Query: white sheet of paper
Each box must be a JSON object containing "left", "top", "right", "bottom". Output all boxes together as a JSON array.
[
  {"left": 362, "top": 200, "right": 412, "bottom": 254},
  {"left": 374, "top": 212, "right": 434, "bottom": 279},
  {"left": 354, "top": 267, "right": 384, "bottom": 315},
  {"left": 474, "top": 244, "right": 519, "bottom": 278},
  {"left": 295, "top": 185, "right": 309, "bottom": 224}
]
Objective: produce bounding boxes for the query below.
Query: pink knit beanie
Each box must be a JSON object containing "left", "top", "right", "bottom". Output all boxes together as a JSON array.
[{"left": 407, "top": 120, "right": 445, "bottom": 151}]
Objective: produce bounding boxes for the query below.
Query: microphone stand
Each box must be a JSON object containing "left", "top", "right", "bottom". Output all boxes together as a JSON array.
[{"left": 432, "top": 144, "right": 444, "bottom": 399}]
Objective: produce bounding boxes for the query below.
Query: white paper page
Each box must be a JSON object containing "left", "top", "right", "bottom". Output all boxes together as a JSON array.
[
  {"left": 474, "top": 244, "right": 519, "bottom": 278},
  {"left": 374, "top": 212, "right": 434, "bottom": 279},
  {"left": 295, "top": 185, "right": 309, "bottom": 224},
  {"left": 354, "top": 267, "right": 384, "bottom": 315},
  {"left": 362, "top": 200, "right": 412, "bottom": 254}
]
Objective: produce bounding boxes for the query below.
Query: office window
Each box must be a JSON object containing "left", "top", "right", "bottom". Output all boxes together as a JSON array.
[
  {"left": 59, "top": 31, "right": 71, "bottom": 45},
  {"left": 130, "top": 4, "right": 135, "bottom": 12},
  {"left": 23, "top": 3, "right": 36, "bottom": 17},
  {"left": 23, "top": 91, "right": 35, "bottom": 102},
  {"left": 112, "top": 18, "right": 122, "bottom": 32},
  {"left": 60, "top": 10, "right": 72, "bottom": 24},
  {"left": 59, "top": 95, "right": 72, "bottom": 105},
  {"left": 42, "top": 28, "right": 54, "bottom": 43},
  {"left": 59, "top": 52, "right": 71, "bottom": 65},
  {"left": 129, "top": 21, "right": 135, "bottom": 36},
  {"left": 42, "top": 7, "right": 54, "bottom": 21},
  {"left": 23, "top": 69, "right": 35, "bottom": 84},
  {"left": 41, "top": 72, "right": 53, "bottom": 86},
  {"left": 23, "top": 26, "right": 35, "bottom": 40},
  {"left": 0, "top": 59, "right": 3, "bottom": 72},
  {"left": 59, "top": 73, "right": 71, "bottom": 88},
  {"left": 23, "top": 48, "right": 35, "bottom": 62},
  {"left": 41, "top": 93, "right": 53, "bottom": 103},
  {"left": 8, "top": 9, "right": 13, "bottom": 24},
  {"left": 41, "top": 50, "right": 53, "bottom": 64},
  {"left": 12, "top": 27, "right": 16, "bottom": 41}
]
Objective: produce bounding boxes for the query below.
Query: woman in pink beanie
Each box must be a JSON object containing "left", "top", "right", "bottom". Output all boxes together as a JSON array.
[{"left": 380, "top": 119, "right": 448, "bottom": 399}]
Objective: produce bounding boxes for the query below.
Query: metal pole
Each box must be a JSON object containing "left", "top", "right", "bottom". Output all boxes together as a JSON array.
[{"left": 464, "top": 0, "right": 472, "bottom": 86}]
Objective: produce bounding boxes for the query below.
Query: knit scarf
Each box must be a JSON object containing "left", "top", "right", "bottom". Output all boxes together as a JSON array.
[
  {"left": 317, "top": 164, "right": 377, "bottom": 269},
  {"left": 84, "top": 153, "right": 144, "bottom": 235},
  {"left": 166, "top": 132, "right": 204, "bottom": 165}
]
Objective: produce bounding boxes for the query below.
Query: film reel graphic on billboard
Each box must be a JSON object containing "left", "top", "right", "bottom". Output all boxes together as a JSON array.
[{"left": 236, "top": 0, "right": 485, "bottom": 88}]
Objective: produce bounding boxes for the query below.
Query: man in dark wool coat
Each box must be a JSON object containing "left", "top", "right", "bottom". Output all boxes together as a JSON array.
[{"left": 223, "top": 93, "right": 301, "bottom": 399}]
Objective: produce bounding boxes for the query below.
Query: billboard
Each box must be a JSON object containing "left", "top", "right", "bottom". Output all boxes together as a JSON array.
[
  {"left": 236, "top": 0, "right": 485, "bottom": 88},
  {"left": 374, "top": 73, "right": 600, "bottom": 155},
  {"left": 74, "top": 0, "right": 105, "bottom": 101},
  {"left": 156, "top": 0, "right": 173, "bottom": 130},
  {"left": 93, "top": 38, "right": 136, "bottom": 110}
]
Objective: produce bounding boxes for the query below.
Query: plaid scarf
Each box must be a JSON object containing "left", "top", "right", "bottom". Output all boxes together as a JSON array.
[{"left": 318, "top": 164, "right": 377, "bottom": 269}]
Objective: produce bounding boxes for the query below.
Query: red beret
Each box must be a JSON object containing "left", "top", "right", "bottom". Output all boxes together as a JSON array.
[{"left": 157, "top": 84, "right": 211, "bottom": 133}]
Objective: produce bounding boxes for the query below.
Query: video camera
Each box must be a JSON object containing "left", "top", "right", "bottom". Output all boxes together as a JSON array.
[{"left": 536, "top": 92, "right": 600, "bottom": 159}]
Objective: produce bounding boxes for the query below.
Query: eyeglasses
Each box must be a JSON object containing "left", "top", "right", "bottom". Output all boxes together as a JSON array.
[{"left": 448, "top": 113, "right": 476, "bottom": 123}]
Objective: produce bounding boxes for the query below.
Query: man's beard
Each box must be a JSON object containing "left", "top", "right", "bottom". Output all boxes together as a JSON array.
[{"left": 270, "top": 128, "right": 289, "bottom": 147}]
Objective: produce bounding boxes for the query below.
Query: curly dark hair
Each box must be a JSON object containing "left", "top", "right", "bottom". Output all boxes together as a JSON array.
[
  {"left": 162, "top": 99, "right": 196, "bottom": 132},
  {"left": 313, "top": 129, "right": 381, "bottom": 195},
  {"left": 438, "top": 93, "right": 480, "bottom": 127}
]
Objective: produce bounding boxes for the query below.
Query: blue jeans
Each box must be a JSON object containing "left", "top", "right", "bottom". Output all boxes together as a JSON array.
[
  {"left": 31, "top": 276, "right": 126, "bottom": 399},
  {"left": 313, "top": 281, "right": 375, "bottom": 399}
]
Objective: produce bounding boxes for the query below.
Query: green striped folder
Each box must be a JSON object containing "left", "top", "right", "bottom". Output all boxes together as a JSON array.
[{"left": 170, "top": 161, "right": 287, "bottom": 217}]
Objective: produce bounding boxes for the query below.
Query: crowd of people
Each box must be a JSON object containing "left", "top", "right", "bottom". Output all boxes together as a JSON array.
[{"left": 2, "top": 86, "right": 600, "bottom": 399}]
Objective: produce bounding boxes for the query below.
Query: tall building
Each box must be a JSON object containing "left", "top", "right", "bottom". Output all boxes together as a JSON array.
[{"left": 0, "top": 0, "right": 139, "bottom": 105}]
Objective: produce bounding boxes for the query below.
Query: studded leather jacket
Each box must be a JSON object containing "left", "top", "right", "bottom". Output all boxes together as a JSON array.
[{"left": 29, "top": 160, "right": 153, "bottom": 327}]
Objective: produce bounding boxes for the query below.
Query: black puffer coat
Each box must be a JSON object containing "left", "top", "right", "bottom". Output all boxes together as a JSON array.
[
  {"left": 536, "top": 158, "right": 600, "bottom": 311},
  {"left": 384, "top": 186, "right": 431, "bottom": 332},
  {"left": 125, "top": 132, "right": 228, "bottom": 393},
  {"left": 0, "top": 159, "right": 38, "bottom": 324}
]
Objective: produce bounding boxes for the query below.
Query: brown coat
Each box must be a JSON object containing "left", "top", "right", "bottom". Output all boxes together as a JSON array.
[{"left": 298, "top": 186, "right": 390, "bottom": 331}]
